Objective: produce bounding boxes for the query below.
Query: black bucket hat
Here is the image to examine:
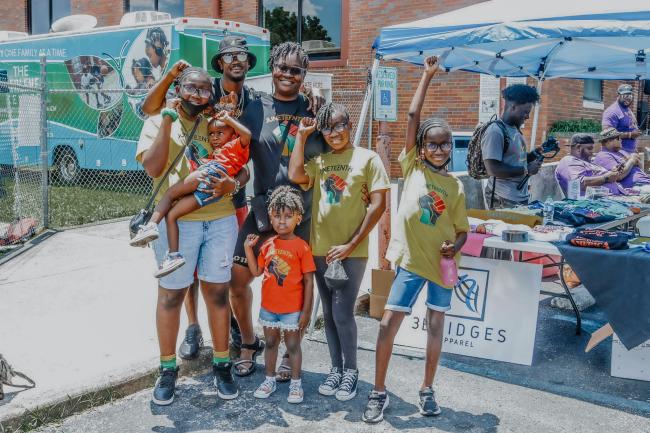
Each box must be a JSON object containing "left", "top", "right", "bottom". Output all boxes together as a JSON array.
[{"left": 211, "top": 36, "right": 257, "bottom": 73}]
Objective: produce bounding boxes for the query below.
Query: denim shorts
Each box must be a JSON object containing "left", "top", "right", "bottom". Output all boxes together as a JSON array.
[
  {"left": 259, "top": 307, "right": 301, "bottom": 331},
  {"left": 151, "top": 215, "right": 237, "bottom": 290},
  {"left": 193, "top": 161, "right": 227, "bottom": 207},
  {"left": 385, "top": 267, "right": 452, "bottom": 314}
]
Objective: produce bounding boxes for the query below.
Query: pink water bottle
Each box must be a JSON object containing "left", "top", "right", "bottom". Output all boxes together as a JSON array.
[{"left": 440, "top": 241, "right": 458, "bottom": 286}]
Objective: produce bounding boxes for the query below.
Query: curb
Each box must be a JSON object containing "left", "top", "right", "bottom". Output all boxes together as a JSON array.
[{"left": 0, "top": 348, "right": 215, "bottom": 433}]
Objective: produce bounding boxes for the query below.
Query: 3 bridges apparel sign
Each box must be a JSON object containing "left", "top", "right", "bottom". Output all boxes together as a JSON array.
[{"left": 394, "top": 256, "right": 542, "bottom": 366}]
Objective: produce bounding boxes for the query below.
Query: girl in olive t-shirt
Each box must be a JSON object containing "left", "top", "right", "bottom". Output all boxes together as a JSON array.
[{"left": 288, "top": 102, "right": 390, "bottom": 402}]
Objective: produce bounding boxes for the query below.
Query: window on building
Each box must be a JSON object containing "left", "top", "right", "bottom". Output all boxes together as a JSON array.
[
  {"left": 28, "top": 0, "right": 71, "bottom": 35},
  {"left": 126, "top": 0, "right": 184, "bottom": 17},
  {"left": 260, "top": 0, "right": 343, "bottom": 61},
  {"left": 583, "top": 79, "right": 603, "bottom": 102}
]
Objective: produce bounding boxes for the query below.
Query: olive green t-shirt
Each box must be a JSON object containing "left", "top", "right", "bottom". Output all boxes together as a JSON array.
[
  {"left": 304, "top": 147, "right": 390, "bottom": 258},
  {"left": 386, "top": 147, "right": 469, "bottom": 288},
  {"left": 135, "top": 114, "right": 234, "bottom": 222}
]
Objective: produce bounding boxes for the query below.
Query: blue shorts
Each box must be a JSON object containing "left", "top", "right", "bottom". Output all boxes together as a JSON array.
[
  {"left": 194, "top": 161, "right": 227, "bottom": 207},
  {"left": 259, "top": 307, "right": 301, "bottom": 331},
  {"left": 151, "top": 215, "right": 237, "bottom": 290},
  {"left": 385, "top": 267, "right": 452, "bottom": 314}
]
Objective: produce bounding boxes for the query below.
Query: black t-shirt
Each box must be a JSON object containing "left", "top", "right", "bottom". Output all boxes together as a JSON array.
[
  {"left": 239, "top": 93, "right": 328, "bottom": 221},
  {"left": 211, "top": 78, "right": 260, "bottom": 208}
]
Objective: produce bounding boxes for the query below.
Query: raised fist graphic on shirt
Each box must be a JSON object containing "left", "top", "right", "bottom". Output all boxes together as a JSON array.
[
  {"left": 268, "top": 256, "right": 290, "bottom": 286},
  {"left": 323, "top": 173, "right": 347, "bottom": 204},
  {"left": 418, "top": 191, "right": 446, "bottom": 226}
]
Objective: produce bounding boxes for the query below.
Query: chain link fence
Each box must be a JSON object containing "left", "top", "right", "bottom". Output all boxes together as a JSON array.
[
  {"left": 0, "top": 80, "right": 46, "bottom": 250},
  {"left": 331, "top": 89, "right": 372, "bottom": 149}
]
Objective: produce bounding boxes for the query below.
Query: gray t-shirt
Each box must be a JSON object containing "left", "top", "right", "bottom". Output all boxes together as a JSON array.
[{"left": 480, "top": 121, "right": 528, "bottom": 202}]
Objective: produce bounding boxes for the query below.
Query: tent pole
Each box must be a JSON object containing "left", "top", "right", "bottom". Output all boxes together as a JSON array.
[
  {"left": 354, "top": 57, "right": 380, "bottom": 146},
  {"left": 530, "top": 79, "right": 543, "bottom": 149}
]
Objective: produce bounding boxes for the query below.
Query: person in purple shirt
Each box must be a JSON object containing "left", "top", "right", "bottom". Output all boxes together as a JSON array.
[
  {"left": 555, "top": 133, "right": 625, "bottom": 197},
  {"left": 602, "top": 84, "right": 642, "bottom": 153},
  {"left": 594, "top": 127, "right": 650, "bottom": 189}
]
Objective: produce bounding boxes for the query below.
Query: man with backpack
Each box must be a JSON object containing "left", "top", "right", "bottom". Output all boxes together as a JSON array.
[{"left": 471, "top": 84, "right": 542, "bottom": 209}]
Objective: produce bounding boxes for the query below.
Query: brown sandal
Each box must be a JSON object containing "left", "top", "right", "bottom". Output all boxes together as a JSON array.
[{"left": 275, "top": 354, "right": 292, "bottom": 382}]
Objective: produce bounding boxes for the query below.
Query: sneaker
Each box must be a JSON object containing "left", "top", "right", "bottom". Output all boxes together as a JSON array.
[
  {"left": 418, "top": 387, "right": 441, "bottom": 416},
  {"left": 213, "top": 362, "right": 239, "bottom": 400},
  {"left": 152, "top": 367, "right": 178, "bottom": 406},
  {"left": 362, "top": 390, "right": 390, "bottom": 424},
  {"left": 154, "top": 252, "right": 186, "bottom": 278},
  {"left": 287, "top": 381, "right": 304, "bottom": 404},
  {"left": 178, "top": 324, "right": 203, "bottom": 360},
  {"left": 253, "top": 377, "right": 277, "bottom": 399},
  {"left": 334, "top": 368, "right": 358, "bottom": 401},
  {"left": 318, "top": 367, "right": 342, "bottom": 396},
  {"left": 130, "top": 222, "right": 159, "bottom": 247}
]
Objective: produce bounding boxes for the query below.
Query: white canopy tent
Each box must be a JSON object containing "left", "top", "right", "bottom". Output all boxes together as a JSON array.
[{"left": 355, "top": 0, "right": 650, "bottom": 147}]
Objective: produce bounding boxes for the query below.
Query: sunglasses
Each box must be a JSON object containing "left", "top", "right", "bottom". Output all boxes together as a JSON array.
[
  {"left": 222, "top": 52, "right": 248, "bottom": 64},
  {"left": 321, "top": 122, "right": 348, "bottom": 136},
  {"left": 275, "top": 64, "right": 306, "bottom": 76},
  {"left": 424, "top": 142, "right": 452, "bottom": 152},
  {"left": 181, "top": 84, "right": 211, "bottom": 99}
]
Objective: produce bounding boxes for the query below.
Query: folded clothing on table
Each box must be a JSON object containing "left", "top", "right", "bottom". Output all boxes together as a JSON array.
[{"left": 565, "top": 228, "right": 632, "bottom": 250}]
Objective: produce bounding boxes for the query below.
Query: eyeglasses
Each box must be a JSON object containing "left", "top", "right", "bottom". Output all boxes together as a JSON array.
[
  {"left": 424, "top": 142, "right": 452, "bottom": 152},
  {"left": 321, "top": 122, "right": 348, "bottom": 136},
  {"left": 181, "top": 84, "right": 211, "bottom": 99},
  {"left": 275, "top": 64, "right": 306, "bottom": 76},
  {"left": 222, "top": 52, "right": 248, "bottom": 64}
]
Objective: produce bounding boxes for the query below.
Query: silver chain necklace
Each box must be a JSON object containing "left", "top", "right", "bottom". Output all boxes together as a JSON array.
[{"left": 218, "top": 78, "right": 244, "bottom": 117}]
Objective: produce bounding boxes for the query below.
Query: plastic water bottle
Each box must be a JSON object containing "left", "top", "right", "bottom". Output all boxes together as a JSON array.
[
  {"left": 543, "top": 197, "right": 555, "bottom": 225},
  {"left": 440, "top": 257, "right": 458, "bottom": 287}
]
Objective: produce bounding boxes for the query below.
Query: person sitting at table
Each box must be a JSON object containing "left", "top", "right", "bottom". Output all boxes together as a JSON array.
[
  {"left": 555, "top": 133, "right": 626, "bottom": 197},
  {"left": 593, "top": 127, "right": 650, "bottom": 189}
]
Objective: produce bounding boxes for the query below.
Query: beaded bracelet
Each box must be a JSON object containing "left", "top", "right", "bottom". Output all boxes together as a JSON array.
[{"left": 161, "top": 108, "right": 179, "bottom": 122}]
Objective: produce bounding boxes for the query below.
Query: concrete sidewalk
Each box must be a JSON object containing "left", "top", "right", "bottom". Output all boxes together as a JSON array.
[{"left": 0, "top": 221, "right": 247, "bottom": 430}]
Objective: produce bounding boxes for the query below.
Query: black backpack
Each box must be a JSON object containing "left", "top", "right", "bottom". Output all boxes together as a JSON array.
[{"left": 466, "top": 117, "right": 510, "bottom": 179}]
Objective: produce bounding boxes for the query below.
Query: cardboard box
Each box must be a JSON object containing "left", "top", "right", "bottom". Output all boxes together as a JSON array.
[
  {"left": 369, "top": 269, "right": 395, "bottom": 319},
  {"left": 467, "top": 209, "right": 542, "bottom": 227},
  {"left": 611, "top": 334, "right": 650, "bottom": 382}
]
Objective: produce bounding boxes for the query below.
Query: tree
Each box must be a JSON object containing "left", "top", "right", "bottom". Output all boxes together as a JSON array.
[{"left": 264, "top": 6, "right": 332, "bottom": 48}]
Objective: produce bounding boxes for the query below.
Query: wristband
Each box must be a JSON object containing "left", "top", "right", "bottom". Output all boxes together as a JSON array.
[{"left": 161, "top": 108, "right": 178, "bottom": 122}]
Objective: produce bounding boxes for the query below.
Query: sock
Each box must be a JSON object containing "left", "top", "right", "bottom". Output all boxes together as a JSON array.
[
  {"left": 290, "top": 378, "right": 301, "bottom": 386},
  {"left": 160, "top": 354, "right": 176, "bottom": 370},
  {"left": 213, "top": 350, "right": 230, "bottom": 365},
  {"left": 266, "top": 375, "right": 276, "bottom": 383},
  {"left": 373, "top": 389, "right": 386, "bottom": 395}
]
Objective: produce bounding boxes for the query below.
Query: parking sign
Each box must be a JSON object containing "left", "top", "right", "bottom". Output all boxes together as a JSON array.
[{"left": 374, "top": 67, "right": 397, "bottom": 121}]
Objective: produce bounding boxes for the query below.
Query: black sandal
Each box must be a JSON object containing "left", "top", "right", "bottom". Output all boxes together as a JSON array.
[
  {"left": 233, "top": 336, "right": 265, "bottom": 377},
  {"left": 275, "top": 353, "right": 292, "bottom": 383}
]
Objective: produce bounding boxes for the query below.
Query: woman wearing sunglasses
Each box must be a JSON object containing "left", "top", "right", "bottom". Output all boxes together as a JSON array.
[
  {"left": 135, "top": 67, "right": 241, "bottom": 405},
  {"left": 229, "top": 42, "right": 330, "bottom": 380}
]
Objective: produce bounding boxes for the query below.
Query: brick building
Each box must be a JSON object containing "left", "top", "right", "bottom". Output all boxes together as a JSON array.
[{"left": 2, "top": 0, "right": 648, "bottom": 176}]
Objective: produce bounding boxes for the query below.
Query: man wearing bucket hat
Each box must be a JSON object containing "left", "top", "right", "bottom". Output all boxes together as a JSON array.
[
  {"left": 602, "top": 84, "right": 642, "bottom": 153},
  {"left": 594, "top": 127, "right": 650, "bottom": 189}
]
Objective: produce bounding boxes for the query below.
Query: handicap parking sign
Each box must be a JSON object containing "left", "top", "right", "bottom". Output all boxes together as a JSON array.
[{"left": 374, "top": 67, "right": 397, "bottom": 121}]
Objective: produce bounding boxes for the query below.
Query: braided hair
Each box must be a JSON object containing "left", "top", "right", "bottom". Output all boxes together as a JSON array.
[
  {"left": 269, "top": 42, "right": 309, "bottom": 72},
  {"left": 316, "top": 102, "right": 350, "bottom": 132},
  {"left": 175, "top": 67, "right": 211, "bottom": 86},
  {"left": 416, "top": 117, "right": 452, "bottom": 158},
  {"left": 267, "top": 185, "right": 304, "bottom": 216}
]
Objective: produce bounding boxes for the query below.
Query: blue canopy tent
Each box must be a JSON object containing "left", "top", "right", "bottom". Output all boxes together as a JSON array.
[{"left": 355, "top": 0, "right": 650, "bottom": 147}]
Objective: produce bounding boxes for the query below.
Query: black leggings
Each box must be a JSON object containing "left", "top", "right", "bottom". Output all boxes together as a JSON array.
[{"left": 314, "top": 256, "right": 367, "bottom": 371}]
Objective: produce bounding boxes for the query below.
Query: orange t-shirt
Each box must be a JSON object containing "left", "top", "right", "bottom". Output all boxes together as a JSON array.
[
  {"left": 192, "top": 136, "right": 249, "bottom": 176},
  {"left": 257, "top": 236, "right": 316, "bottom": 314}
]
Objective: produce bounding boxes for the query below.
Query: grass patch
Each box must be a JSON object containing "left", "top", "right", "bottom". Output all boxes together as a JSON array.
[{"left": 0, "top": 171, "right": 150, "bottom": 229}]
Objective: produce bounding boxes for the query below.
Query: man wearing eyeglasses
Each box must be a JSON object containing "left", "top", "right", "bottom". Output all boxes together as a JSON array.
[{"left": 602, "top": 84, "right": 641, "bottom": 153}]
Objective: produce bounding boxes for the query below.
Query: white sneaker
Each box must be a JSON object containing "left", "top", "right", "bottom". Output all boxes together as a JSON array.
[
  {"left": 130, "top": 222, "right": 159, "bottom": 247},
  {"left": 154, "top": 252, "right": 186, "bottom": 278},
  {"left": 287, "top": 381, "right": 304, "bottom": 404},
  {"left": 253, "top": 377, "right": 277, "bottom": 399},
  {"left": 318, "top": 367, "right": 342, "bottom": 396}
]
